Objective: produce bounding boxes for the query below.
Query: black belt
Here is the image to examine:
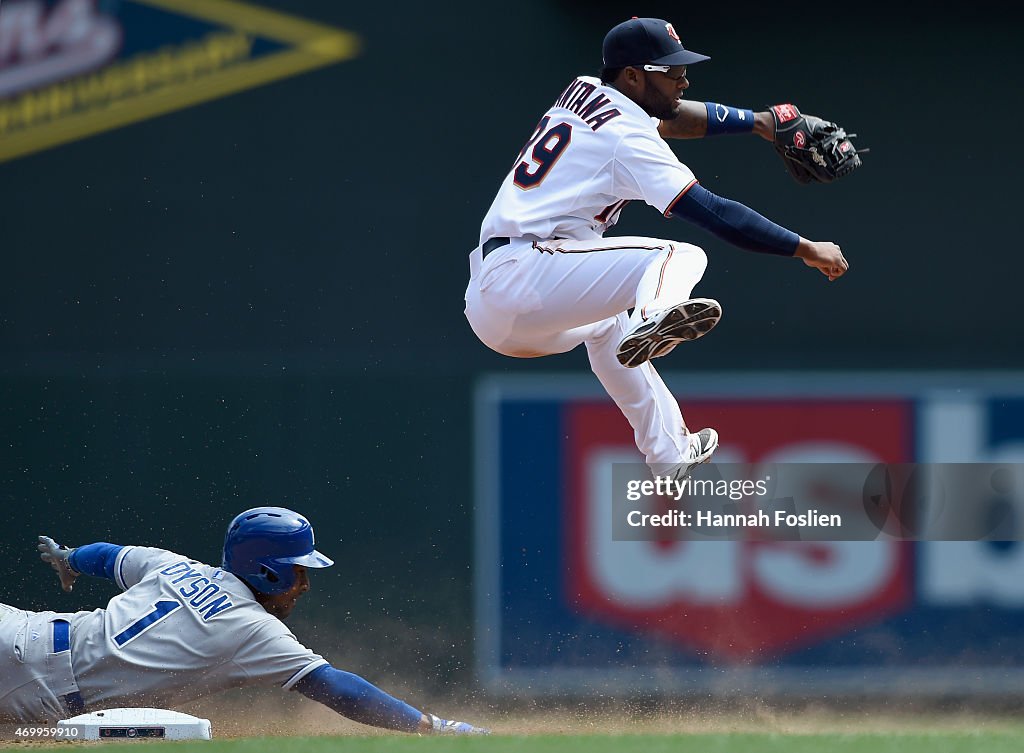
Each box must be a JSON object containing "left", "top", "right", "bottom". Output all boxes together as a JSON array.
[{"left": 481, "top": 237, "right": 510, "bottom": 259}]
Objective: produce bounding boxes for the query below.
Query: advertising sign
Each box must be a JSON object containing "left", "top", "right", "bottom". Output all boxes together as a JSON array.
[
  {"left": 0, "top": 0, "right": 359, "bottom": 162},
  {"left": 474, "top": 374, "right": 1024, "bottom": 695}
]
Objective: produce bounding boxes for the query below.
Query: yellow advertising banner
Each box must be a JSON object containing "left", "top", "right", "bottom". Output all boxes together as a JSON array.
[{"left": 0, "top": 0, "right": 360, "bottom": 163}]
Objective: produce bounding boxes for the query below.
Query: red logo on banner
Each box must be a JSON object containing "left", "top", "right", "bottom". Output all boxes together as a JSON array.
[{"left": 565, "top": 400, "right": 913, "bottom": 662}]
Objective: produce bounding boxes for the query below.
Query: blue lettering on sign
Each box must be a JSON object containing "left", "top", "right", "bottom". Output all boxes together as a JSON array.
[{"left": 157, "top": 560, "right": 234, "bottom": 621}]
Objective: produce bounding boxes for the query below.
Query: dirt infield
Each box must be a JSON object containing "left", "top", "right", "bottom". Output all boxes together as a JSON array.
[{"left": 180, "top": 690, "right": 1024, "bottom": 738}]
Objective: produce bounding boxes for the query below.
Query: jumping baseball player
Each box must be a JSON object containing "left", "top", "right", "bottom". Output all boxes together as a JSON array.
[
  {"left": 465, "top": 17, "right": 852, "bottom": 480},
  {"left": 0, "top": 507, "right": 488, "bottom": 734}
]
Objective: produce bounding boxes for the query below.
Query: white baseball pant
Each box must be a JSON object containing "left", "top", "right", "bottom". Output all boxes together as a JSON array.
[
  {"left": 0, "top": 604, "right": 83, "bottom": 723},
  {"left": 464, "top": 236, "right": 708, "bottom": 468}
]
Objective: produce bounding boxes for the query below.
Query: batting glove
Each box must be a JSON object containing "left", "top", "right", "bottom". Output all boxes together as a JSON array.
[
  {"left": 428, "top": 713, "right": 490, "bottom": 735},
  {"left": 37, "top": 535, "right": 80, "bottom": 593}
]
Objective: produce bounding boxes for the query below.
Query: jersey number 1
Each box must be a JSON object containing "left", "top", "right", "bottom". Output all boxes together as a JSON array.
[
  {"left": 113, "top": 600, "right": 182, "bottom": 647},
  {"left": 513, "top": 117, "right": 572, "bottom": 190}
]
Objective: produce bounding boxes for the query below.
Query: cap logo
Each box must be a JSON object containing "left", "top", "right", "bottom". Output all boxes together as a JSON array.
[{"left": 665, "top": 23, "right": 681, "bottom": 45}]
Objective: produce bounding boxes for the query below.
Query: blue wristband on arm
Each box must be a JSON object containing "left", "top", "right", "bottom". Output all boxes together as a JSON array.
[
  {"left": 668, "top": 183, "right": 799, "bottom": 256},
  {"left": 294, "top": 665, "right": 423, "bottom": 733},
  {"left": 704, "top": 102, "right": 755, "bottom": 136},
  {"left": 68, "top": 543, "right": 124, "bottom": 580}
]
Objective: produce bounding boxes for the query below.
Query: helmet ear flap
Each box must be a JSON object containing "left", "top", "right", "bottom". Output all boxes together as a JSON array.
[{"left": 255, "top": 563, "right": 293, "bottom": 594}]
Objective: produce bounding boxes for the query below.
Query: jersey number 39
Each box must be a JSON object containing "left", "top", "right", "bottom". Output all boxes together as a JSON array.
[{"left": 513, "top": 117, "right": 572, "bottom": 190}]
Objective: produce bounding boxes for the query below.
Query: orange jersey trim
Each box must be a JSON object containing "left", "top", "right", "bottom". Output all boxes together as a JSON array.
[{"left": 663, "top": 179, "right": 699, "bottom": 218}]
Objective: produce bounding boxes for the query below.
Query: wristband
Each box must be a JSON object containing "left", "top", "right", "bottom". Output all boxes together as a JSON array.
[
  {"left": 704, "top": 102, "right": 755, "bottom": 136},
  {"left": 68, "top": 542, "right": 123, "bottom": 580}
]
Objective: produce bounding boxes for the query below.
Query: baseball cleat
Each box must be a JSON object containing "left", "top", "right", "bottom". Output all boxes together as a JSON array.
[
  {"left": 615, "top": 298, "right": 722, "bottom": 368},
  {"left": 661, "top": 428, "right": 719, "bottom": 481}
]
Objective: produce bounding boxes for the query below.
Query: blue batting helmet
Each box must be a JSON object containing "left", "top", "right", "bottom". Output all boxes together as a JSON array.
[{"left": 222, "top": 507, "right": 334, "bottom": 595}]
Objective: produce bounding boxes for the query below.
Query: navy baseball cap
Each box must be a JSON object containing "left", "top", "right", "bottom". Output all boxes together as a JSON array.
[{"left": 602, "top": 18, "right": 710, "bottom": 68}]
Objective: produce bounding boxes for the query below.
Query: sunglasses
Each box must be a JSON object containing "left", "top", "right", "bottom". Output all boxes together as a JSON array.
[{"left": 641, "top": 64, "right": 688, "bottom": 82}]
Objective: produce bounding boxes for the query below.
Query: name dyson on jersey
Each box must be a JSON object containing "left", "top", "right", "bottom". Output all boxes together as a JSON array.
[
  {"left": 554, "top": 79, "right": 622, "bottom": 131},
  {"left": 158, "top": 561, "right": 234, "bottom": 621}
]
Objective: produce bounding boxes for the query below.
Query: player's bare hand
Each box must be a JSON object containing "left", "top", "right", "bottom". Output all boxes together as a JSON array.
[
  {"left": 795, "top": 240, "right": 848, "bottom": 282},
  {"left": 38, "top": 535, "right": 80, "bottom": 592}
]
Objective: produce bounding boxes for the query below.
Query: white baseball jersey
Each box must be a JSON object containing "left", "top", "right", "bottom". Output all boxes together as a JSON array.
[
  {"left": 67, "top": 546, "right": 326, "bottom": 710},
  {"left": 479, "top": 75, "right": 697, "bottom": 245}
]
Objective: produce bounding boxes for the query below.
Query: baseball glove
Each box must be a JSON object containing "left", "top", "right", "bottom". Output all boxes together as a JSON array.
[
  {"left": 770, "top": 104, "right": 864, "bottom": 184},
  {"left": 38, "top": 535, "right": 80, "bottom": 592}
]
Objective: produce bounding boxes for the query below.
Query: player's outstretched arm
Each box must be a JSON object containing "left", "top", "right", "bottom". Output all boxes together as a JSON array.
[
  {"left": 667, "top": 183, "right": 848, "bottom": 281},
  {"left": 293, "top": 665, "right": 489, "bottom": 735},
  {"left": 37, "top": 536, "right": 125, "bottom": 592},
  {"left": 658, "top": 100, "right": 775, "bottom": 140}
]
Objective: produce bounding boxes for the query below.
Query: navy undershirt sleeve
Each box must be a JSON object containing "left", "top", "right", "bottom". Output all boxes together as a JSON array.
[
  {"left": 68, "top": 543, "right": 124, "bottom": 580},
  {"left": 293, "top": 664, "right": 423, "bottom": 732},
  {"left": 668, "top": 183, "right": 800, "bottom": 256}
]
